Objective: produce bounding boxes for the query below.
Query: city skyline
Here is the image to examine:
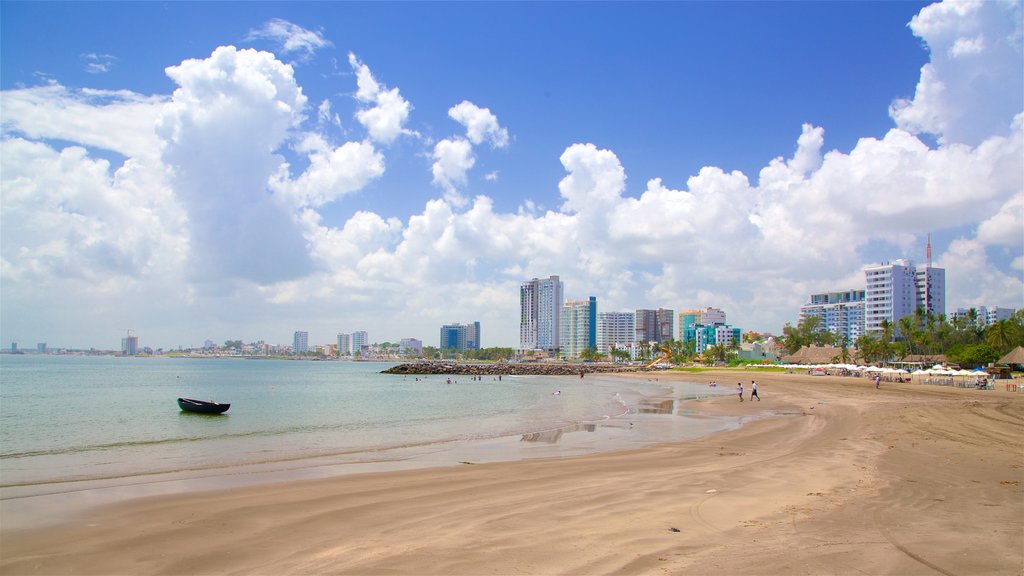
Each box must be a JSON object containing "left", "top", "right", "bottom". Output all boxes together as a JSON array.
[{"left": 2, "top": 1, "right": 1021, "bottom": 350}]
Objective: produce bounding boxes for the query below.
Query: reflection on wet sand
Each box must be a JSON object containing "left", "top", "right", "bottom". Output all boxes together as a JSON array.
[
  {"left": 521, "top": 423, "right": 597, "bottom": 443},
  {"left": 637, "top": 399, "right": 675, "bottom": 414}
]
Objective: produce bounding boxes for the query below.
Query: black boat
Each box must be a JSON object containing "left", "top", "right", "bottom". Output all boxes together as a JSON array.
[{"left": 177, "top": 397, "right": 230, "bottom": 414}]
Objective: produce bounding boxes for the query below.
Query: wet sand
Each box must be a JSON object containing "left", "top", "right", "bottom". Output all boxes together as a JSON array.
[{"left": 2, "top": 371, "right": 1022, "bottom": 575}]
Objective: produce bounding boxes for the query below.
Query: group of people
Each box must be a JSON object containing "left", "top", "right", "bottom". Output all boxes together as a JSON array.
[{"left": 737, "top": 380, "right": 760, "bottom": 402}]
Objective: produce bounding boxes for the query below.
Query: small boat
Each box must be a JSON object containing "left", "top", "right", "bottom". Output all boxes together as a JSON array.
[{"left": 177, "top": 397, "right": 230, "bottom": 414}]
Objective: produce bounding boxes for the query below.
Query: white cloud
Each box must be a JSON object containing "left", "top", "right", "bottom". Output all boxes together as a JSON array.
[
  {"left": 448, "top": 100, "right": 509, "bottom": 148},
  {"left": 0, "top": 84, "right": 164, "bottom": 159},
  {"left": 347, "top": 53, "right": 415, "bottom": 144},
  {"left": 80, "top": 53, "right": 117, "bottom": 74},
  {"left": 279, "top": 134, "right": 385, "bottom": 208},
  {"left": 431, "top": 138, "right": 475, "bottom": 206},
  {"left": 890, "top": 0, "right": 1023, "bottom": 145},
  {"left": 1, "top": 0, "right": 1020, "bottom": 350},
  {"left": 247, "top": 19, "right": 331, "bottom": 60}
]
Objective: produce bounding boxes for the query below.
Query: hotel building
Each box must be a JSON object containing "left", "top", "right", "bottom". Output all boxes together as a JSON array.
[
  {"left": 864, "top": 258, "right": 945, "bottom": 336},
  {"left": 635, "top": 308, "right": 674, "bottom": 344},
  {"left": 951, "top": 306, "right": 1017, "bottom": 328},
  {"left": 798, "top": 290, "right": 866, "bottom": 344},
  {"left": 351, "top": 331, "right": 368, "bottom": 358},
  {"left": 440, "top": 321, "right": 481, "bottom": 353},
  {"left": 560, "top": 297, "right": 597, "bottom": 359},
  {"left": 336, "top": 333, "right": 351, "bottom": 357},
  {"left": 293, "top": 331, "right": 309, "bottom": 354},
  {"left": 520, "top": 275, "right": 564, "bottom": 353},
  {"left": 597, "top": 311, "right": 635, "bottom": 355}
]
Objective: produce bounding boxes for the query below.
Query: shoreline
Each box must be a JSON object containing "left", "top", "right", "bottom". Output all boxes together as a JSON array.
[{"left": 2, "top": 371, "right": 1021, "bottom": 575}]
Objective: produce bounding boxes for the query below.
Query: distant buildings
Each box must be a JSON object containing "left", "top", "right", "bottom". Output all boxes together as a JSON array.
[
  {"left": 351, "top": 331, "right": 369, "bottom": 358},
  {"left": 864, "top": 257, "right": 944, "bottom": 336},
  {"left": 560, "top": 297, "right": 597, "bottom": 359},
  {"left": 399, "top": 338, "right": 423, "bottom": 356},
  {"left": 440, "top": 322, "right": 481, "bottom": 353},
  {"left": 950, "top": 306, "right": 1017, "bottom": 328},
  {"left": 121, "top": 331, "right": 138, "bottom": 356},
  {"left": 337, "top": 333, "right": 351, "bottom": 357},
  {"left": 678, "top": 308, "right": 740, "bottom": 354},
  {"left": 635, "top": 309, "right": 674, "bottom": 344},
  {"left": 597, "top": 311, "right": 635, "bottom": 356},
  {"left": 293, "top": 331, "right": 309, "bottom": 354},
  {"left": 520, "top": 275, "right": 564, "bottom": 354},
  {"left": 799, "top": 290, "right": 866, "bottom": 344}
]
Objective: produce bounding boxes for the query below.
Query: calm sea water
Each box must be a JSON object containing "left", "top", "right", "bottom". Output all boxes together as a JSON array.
[{"left": 0, "top": 355, "right": 736, "bottom": 493}]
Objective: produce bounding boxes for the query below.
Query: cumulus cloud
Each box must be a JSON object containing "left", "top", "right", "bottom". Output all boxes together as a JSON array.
[
  {"left": 278, "top": 134, "right": 385, "bottom": 208},
  {"left": 890, "top": 0, "right": 1023, "bottom": 146},
  {"left": 448, "top": 101, "right": 509, "bottom": 148},
  {"left": 0, "top": 84, "right": 164, "bottom": 159},
  {"left": 1, "top": 0, "right": 1020, "bottom": 350},
  {"left": 431, "top": 138, "right": 475, "bottom": 206},
  {"left": 348, "top": 53, "right": 414, "bottom": 144},
  {"left": 247, "top": 19, "right": 331, "bottom": 60}
]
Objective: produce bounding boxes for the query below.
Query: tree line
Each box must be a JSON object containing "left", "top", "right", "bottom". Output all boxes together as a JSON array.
[{"left": 780, "top": 308, "right": 1024, "bottom": 367}]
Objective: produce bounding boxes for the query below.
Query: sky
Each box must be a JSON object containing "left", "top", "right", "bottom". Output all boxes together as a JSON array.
[{"left": 1, "top": 1, "right": 1022, "bottom": 351}]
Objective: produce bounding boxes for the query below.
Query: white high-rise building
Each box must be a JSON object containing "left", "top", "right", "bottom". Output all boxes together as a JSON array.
[
  {"left": 560, "top": 297, "right": 597, "bottom": 359},
  {"left": 293, "top": 331, "right": 309, "bottom": 354},
  {"left": 799, "top": 290, "right": 866, "bottom": 344},
  {"left": 520, "top": 275, "right": 564, "bottom": 353},
  {"left": 597, "top": 311, "right": 635, "bottom": 355},
  {"left": 865, "top": 257, "right": 945, "bottom": 337},
  {"left": 351, "top": 331, "right": 368, "bottom": 357},
  {"left": 337, "top": 333, "right": 351, "bottom": 357}
]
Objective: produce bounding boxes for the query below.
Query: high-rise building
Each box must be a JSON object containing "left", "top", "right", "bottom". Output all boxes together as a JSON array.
[
  {"left": 520, "top": 276, "right": 564, "bottom": 353},
  {"left": 337, "top": 333, "right": 351, "bottom": 357},
  {"left": 951, "top": 306, "right": 1017, "bottom": 328},
  {"left": 597, "top": 311, "right": 635, "bottom": 355},
  {"left": 635, "top": 308, "right": 674, "bottom": 343},
  {"left": 351, "top": 331, "right": 368, "bottom": 357},
  {"left": 678, "top": 308, "right": 727, "bottom": 341},
  {"left": 799, "top": 290, "right": 866, "bottom": 344},
  {"left": 121, "top": 331, "right": 138, "bottom": 356},
  {"left": 293, "top": 331, "right": 309, "bottom": 354},
  {"left": 440, "top": 322, "right": 481, "bottom": 353},
  {"left": 560, "top": 297, "right": 597, "bottom": 359},
  {"left": 865, "top": 257, "right": 945, "bottom": 336},
  {"left": 399, "top": 338, "right": 423, "bottom": 356}
]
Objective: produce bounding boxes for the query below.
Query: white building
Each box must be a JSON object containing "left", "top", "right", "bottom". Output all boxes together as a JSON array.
[
  {"left": 865, "top": 258, "right": 946, "bottom": 336},
  {"left": 351, "top": 331, "right": 368, "bottom": 357},
  {"left": 520, "top": 275, "right": 564, "bottom": 353},
  {"left": 399, "top": 338, "right": 423, "bottom": 357},
  {"left": 560, "top": 297, "right": 597, "bottom": 359},
  {"left": 951, "top": 306, "right": 1016, "bottom": 328},
  {"left": 799, "top": 290, "right": 866, "bottom": 344},
  {"left": 597, "top": 311, "right": 635, "bottom": 355},
  {"left": 293, "top": 331, "right": 309, "bottom": 354},
  {"left": 337, "top": 333, "right": 351, "bottom": 357}
]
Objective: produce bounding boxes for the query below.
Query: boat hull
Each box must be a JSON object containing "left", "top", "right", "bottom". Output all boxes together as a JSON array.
[{"left": 177, "top": 397, "right": 230, "bottom": 414}]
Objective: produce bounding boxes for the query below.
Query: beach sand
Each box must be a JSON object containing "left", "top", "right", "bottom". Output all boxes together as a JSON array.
[{"left": 2, "top": 371, "right": 1022, "bottom": 575}]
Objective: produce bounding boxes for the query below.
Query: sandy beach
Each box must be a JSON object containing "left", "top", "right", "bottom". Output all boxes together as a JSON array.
[{"left": 2, "top": 371, "right": 1021, "bottom": 575}]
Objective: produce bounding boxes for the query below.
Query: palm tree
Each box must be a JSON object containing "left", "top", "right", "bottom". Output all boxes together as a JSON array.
[{"left": 986, "top": 320, "right": 1015, "bottom": 354}]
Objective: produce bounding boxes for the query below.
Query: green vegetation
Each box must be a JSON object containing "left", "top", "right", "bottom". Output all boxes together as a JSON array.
[{"left": 782, "top": 308, "right": 1024, "bottom": 368}]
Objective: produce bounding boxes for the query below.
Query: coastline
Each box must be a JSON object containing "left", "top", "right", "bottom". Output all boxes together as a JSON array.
[{"left": 2, "top": 371, "right": 1021, "bottom": 575}]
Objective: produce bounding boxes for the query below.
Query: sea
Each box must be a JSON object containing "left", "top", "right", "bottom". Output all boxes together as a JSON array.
[{"left": 0, "top": 354, "right": 738, "bottom": 527}]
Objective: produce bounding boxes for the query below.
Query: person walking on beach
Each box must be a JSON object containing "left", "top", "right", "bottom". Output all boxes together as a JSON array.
[
  {"left": 875, "top": 374, "right": 881, "bottom": 389},
  {"left": 750, "top": 380, "right": 760, "bottom": 401},
  {"left": 737, "top": 382, "right": 744, "bottom": 402}
]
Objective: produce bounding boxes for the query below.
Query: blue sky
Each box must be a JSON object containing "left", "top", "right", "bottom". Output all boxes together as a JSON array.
[{"left": 2, "top": 1, "right": 1022, "bottom": 350}]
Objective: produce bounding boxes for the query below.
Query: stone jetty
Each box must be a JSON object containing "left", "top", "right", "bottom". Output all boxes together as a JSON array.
[{"left": 382, "top": 361, "right": 646, "bottom": 376}]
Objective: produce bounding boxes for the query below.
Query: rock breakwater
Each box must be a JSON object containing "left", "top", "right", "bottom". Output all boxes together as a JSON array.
[{"left": 382, "top": 361, "right": 645, "bottom": 376}]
